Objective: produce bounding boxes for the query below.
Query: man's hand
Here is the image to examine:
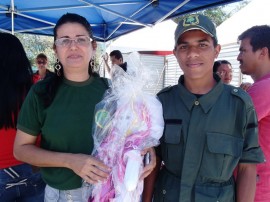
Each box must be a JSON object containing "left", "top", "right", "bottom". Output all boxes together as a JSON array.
[{"left": 240, "top": 82, "right": 252, "bottom": 91}]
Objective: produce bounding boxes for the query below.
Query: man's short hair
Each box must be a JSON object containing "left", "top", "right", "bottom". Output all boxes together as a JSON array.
[
  {"left": 36, "top": 53, "right": 47, "bottom": 60},
  {"left": 109, "top": 50, "right": 123, "bottom": 60},
  {"left": 238, "top": 25, "right": 270, "bottom": 57}
]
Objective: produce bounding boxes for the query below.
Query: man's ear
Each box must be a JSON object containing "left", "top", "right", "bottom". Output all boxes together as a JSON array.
[
  {"left": 260, "top": 47, "right": 269, "bottom": 58},
  {"left": 215, "top": 44, "right": 221, "bottom": 58}
]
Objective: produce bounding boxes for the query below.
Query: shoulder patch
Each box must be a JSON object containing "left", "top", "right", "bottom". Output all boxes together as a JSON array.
[
  {"left": 230, "top": 87, "right": 247, "bottom": 97},
  {"left": 157, "top": 85, "right": 173, "bottom": 95}
]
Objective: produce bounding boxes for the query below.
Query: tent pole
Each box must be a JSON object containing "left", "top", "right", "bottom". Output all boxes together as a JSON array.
[
  {"left": 11, "top": 0, "right": 14, "bottom": 34},
  {"left": 155, "top": 0, "right": 190, "bottom": 24}
]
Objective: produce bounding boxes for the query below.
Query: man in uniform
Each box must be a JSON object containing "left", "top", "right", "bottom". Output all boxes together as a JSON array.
[
  {"left": 237, "top": 25, "right": 270, "bottom": 202},
  {"left": 142, "top": 14, "right": 264, "bottom": 202}
]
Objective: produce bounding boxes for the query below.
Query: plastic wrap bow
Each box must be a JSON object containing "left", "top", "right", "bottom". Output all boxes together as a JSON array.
[{"left": 85, "top": 52, "right": 164, "bottom": 202}]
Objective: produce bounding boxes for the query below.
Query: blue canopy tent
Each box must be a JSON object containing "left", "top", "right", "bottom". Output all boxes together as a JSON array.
[{"left": 0, "top": 0, "right": 242, "bottom": 42}]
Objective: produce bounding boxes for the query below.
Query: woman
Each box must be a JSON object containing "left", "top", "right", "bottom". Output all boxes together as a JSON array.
[
  {"left": 213, "top": 60, "right": 233, "bottom": 84},
  {"left": 0, "top": 33, "right": 45, "bottom": 201},
  {"left": 14, "top": 13, "right": 155, "bottom": 201},
  {"left": 33, "top": 53, "right": 54, "bottom": 83}
]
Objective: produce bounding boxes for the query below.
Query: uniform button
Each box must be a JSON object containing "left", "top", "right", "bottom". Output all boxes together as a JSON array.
[
  {"left": 162, "top": 189, "right": 166, "bottom": 194},
  {"left": 233, "top": 89, "right": 238, "bottom": 92},
  {"left": 194, "top": 100, "right": 199, "bottom": 105}
]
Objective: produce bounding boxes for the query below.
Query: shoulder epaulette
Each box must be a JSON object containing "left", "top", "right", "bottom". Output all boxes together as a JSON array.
[
  {"left": 230, "top": 86, "right": 254, "bottom": 107},
  {"left": 157, "top": 85, "right": 173, "bottom": 95},
  {"left": 230, "top": 86, "right": 247, "bottom": 97}
]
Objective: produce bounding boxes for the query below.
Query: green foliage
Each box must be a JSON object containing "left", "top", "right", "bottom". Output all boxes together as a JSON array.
[
  {"left": 200, "top": 7, "right": 228, "bottom": 26},
  {"left": 173, "top": 0, "right": 251, "bottom": 26},
  {"left": 16, "top": 33, "right": 55, "bottom": 71}
]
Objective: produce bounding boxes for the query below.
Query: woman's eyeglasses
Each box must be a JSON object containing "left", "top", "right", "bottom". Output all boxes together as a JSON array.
[
  {"left": 55, "top": 36, "right": 92, "bottom": 47},
  {"left": 216, "top": 70, "right": 233, "bottom": 76}
]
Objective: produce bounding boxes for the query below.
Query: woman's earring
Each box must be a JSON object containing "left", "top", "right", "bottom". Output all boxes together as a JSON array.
[
  {"left": 90, "top": 58, "right": 95, "bottom": 69},
  {"left": 54, "top": 59, "right": 61, "bottom": 76}
]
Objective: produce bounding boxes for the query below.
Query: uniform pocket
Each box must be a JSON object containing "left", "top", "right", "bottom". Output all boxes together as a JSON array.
[
  {"left": 200, "top": 132, "right": 243, "bottom": 181},
  {"left": 162, "top": 119, "right": 183, "bottom": 175},
  {"left": 207, "top": 132, "right": 243, "bottom": 157},
  {"left": 164, "top": 119, "right": 182, "bottom": 144}
]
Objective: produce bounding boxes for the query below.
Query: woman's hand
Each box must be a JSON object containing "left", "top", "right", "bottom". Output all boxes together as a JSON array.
[
  {"left": 68, "top": 154, "right": 111, "bottom": 184},
  {"left": 140, "top": 147, "right": 156, "bottom": 180},
  {"left": 14, "top": 130, "right": 111, "bottom": 184}
]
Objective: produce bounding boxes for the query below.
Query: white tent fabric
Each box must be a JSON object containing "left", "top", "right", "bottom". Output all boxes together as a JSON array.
[
  {"left": 109, "top": 20, "right": 177, "bottom": 53},
  {"left": 217, "top": 0, "right": 269, "bottom": 45}
]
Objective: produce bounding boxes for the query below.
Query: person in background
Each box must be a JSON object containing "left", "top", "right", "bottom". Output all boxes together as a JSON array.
[
  {"left": 0, "top": 33, "right": 45, "bottom": 202},
  {"left": 103, "top": 50, "right": 127, "bottom": 74},
  {"left": 91, "top": 40, "right": 97, "bottom": 52},
  {"left": 213, "top": 60, "right": 233, "bottom": 84},
  {"left": 142, "top": 14, "right": 264, "bottom": 202},
  {"left": 33, "top": 53, "right": 54, "bottom": 83},
  {"left": 89, "top": 40, "right": 97, "bottom": 73},
  {"left": 13, "top": 13, "right": 156, "bottom": 202},
  {"left": 237, "top": 25, "right": 270, "bottom": 202}
]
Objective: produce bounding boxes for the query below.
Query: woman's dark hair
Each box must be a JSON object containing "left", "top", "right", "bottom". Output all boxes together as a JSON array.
[
  {"left": 36, "top": 53, "right": 48, "bottom": 61},
  {"left": 40, "top": 13, "right": 94, "bottom": 107},
  {"left": 53, "top": 13, "right": 93, "bottom": 41},
  {"left": 213, "top": 60, "right": 232, "bottom": 73},
  {"left": 0, "top": 33, "right": 33, "bottom": 129}
]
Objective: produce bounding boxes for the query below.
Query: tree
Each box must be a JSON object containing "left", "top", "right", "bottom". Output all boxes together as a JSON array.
[
  {"left": 16, "top": 34, "right": 55, "bottom": 71},
  {"left": 16, "top": 33, "right": 104, "bottom": 74},
  {"left": 173, "top": 0, "right": 251, "bottom": 26}
]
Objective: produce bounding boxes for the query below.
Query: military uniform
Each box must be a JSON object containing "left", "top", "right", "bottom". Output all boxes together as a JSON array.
[{"left": 153, "top": 75, "right": 265, "bottom": 202}]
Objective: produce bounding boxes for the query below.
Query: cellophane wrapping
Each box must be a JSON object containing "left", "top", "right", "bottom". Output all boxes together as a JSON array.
[{"left": 84, "top": 52, "right": 164, "bottom": 202}]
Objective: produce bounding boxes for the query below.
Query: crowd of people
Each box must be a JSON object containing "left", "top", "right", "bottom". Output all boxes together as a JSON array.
[{"left": 0, "top": 9, "right": 269, "bottom": 202}]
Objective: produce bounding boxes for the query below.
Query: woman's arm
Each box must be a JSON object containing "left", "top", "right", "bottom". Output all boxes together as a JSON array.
[{"left": 14, "top": 129, "right": 110, "bottom": 184}]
